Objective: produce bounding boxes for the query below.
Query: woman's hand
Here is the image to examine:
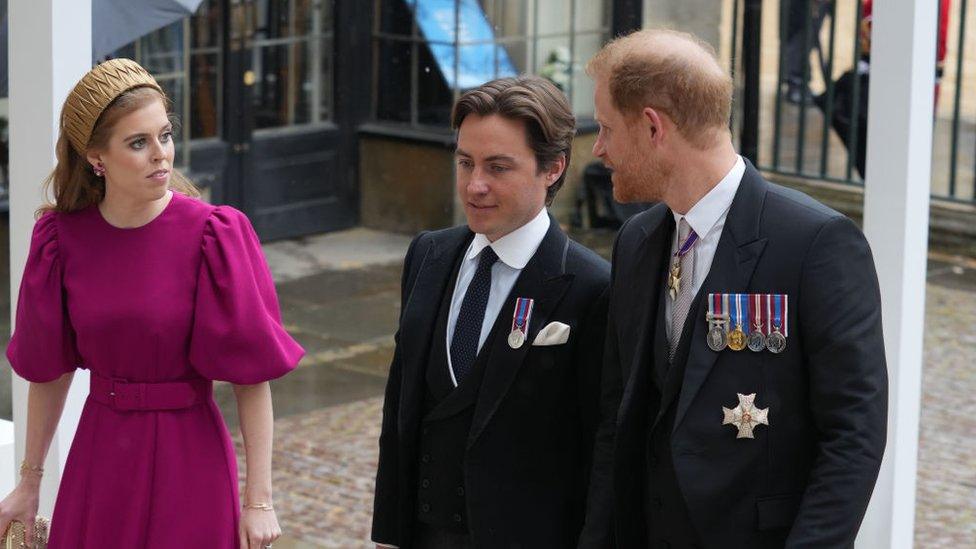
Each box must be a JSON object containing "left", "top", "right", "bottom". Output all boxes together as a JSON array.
[
  {"left": 0, "top": 479, "right": 41, "bottom": 547},
  {"left": 239, "top": 507, "right": 282, "bottom": 549}
]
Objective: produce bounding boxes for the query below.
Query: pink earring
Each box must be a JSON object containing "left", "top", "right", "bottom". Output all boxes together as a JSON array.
[{"left": 93, "top": 163, "right": 105, "bottom": 177}]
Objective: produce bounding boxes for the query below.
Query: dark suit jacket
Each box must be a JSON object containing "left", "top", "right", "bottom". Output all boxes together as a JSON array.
[
  {"left": 373, "top": 217, "right": 610, "bottom": 548},
  {"left": 580, "top": 162, "right": 888, "bottom": 548}
]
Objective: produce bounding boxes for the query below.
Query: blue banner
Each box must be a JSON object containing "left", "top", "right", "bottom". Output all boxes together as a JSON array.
[{"left": 413, "top": 0, "right": 518, "bottom": 89}]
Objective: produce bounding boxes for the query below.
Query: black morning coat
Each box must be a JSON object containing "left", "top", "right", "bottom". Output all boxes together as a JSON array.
[
  {"left": 579, "top": 160, "right": 888, "bottom": 548},
  {"left": 373, "top": 216, "right": 611, "bottom": 548}
]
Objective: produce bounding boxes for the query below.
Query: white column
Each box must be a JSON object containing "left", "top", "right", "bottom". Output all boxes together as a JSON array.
[
  {"left": 858, "top": 0, "right": 936, "bottom": 547},
  {"left": 8, "top": 0, "right": 92, "bottom": 515}
]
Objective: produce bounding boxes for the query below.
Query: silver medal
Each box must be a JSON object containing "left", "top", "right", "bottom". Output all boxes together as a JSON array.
[
  {"left": 747, "top": 330, "right": 766, "bottom": 352},
  {"left": 707, "top": 323, "right": 728, "bottom": 352},
  {"left": 508, "top": 329, "right": 525, "bottom": 349},
  {"left": 765, "top": 330, "right": 787, "bottom": 354}
]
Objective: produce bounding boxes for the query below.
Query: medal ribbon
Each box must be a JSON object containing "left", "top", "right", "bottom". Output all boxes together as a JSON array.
[
  {"left": 772, "top": 294, "right": 783, "bottom": 333},
  {"left": 511, "top": 297, "right": 534, "bottom": 334},
  {"left": 740, "top": 293, "right": 750, "bottom": 334},
  {"left": 674, "top": 229, "right": 699, "bottom": 260},
  {"left": 709, "top": 293, "right": 726, "bottom": 321},
  {"left": 752, "top": 293, "right": 763, "bottom": 334},
  {"left": 732, "top": 293, "right": 743, "bottom": 330},
  {"left": 782, "top": 294, "right": 789, "bottom": 337}
]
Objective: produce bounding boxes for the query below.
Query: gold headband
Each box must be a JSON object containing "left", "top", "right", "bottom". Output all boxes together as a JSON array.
[{"left": 61, "top": 58, "right": 164, "bottom": 153}]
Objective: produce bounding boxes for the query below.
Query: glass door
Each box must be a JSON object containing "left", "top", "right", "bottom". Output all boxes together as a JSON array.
[{"left": 225, "top": 0, "right": 354, "bottom": 240}]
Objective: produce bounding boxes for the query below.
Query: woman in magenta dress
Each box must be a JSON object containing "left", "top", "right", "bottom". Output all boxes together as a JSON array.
[{"left": 0, "top": 59, "right": 303, "bottom": 548}]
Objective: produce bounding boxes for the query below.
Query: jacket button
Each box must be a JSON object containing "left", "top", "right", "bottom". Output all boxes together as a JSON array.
[
  {"left": 421, "top": 454, "right": 431, "bottom": 463},
  {"left": 421, "top": 479, "right": 430, "bottom": 489},
  {"left": 421, "top": 503, "right": 431, "bottom": 513},
  {"left": 456, "top": 486, "right": 465, "bottom": 496},
  {"left": 452, "top": 513, "right": 462, "bottom": 522}
]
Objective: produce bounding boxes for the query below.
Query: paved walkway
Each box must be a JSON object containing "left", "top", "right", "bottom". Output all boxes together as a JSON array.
[{"left": 221, "top": 228, "right": 976, "bottom": 548}]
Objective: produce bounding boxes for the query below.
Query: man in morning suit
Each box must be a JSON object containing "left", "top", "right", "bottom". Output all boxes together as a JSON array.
[
  {"left": 372, "top": 75, "right": 611, "bottom": 549},
  {"left": 578, "top": 30, "right": 888, "bottom": 548}
]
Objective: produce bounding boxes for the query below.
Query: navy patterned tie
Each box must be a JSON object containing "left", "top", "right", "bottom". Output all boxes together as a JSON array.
[{"left": 450, "top": 247, "right": 498, "bottom": 383}]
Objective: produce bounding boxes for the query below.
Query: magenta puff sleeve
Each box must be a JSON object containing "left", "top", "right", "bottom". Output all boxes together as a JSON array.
[
  {"left": 189, "top": 206, "right": 303, "bottom": 384},
  {"left": 6, "top": 213, "right": 81, "bottom": 382}
]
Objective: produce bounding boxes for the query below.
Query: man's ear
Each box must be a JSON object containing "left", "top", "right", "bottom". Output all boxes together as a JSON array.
[
  {"left": 642, "top": 106, "right": 668, "bottom": 145},
  {"left": 545, "top": 153, "right": 567, "bottom": 188}
]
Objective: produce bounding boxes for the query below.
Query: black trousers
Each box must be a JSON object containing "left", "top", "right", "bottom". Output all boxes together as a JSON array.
[
  {"left": 783, "top": 0, "right": 831, "bottom": 84},
  {"left": 412, "top": 523, "right": 474, "bottom": 549}
]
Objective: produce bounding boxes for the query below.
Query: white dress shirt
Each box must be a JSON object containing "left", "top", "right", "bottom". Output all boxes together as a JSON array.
[
  {"left": 445, "top": 207, "right": 551, "bottom": 386},
  {"left": 664, "top": 155, "right": 745, "bottom": 337}
]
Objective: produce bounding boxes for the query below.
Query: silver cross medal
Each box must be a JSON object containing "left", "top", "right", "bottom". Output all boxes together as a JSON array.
[
  {"left": 667, "top": 261, "right": 681, "bottom": 301},
  {"left": 722, "top": 393, "right": 769, "bottom": 439}
]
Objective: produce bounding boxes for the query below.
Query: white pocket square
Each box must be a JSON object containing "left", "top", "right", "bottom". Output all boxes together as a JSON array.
[{"left": 532, "top": 321, "right": 571, "bottom": 346}]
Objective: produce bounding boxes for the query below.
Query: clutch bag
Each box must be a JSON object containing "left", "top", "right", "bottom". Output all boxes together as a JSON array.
[{"left": 2, "top": 517, "right": 49, "bottom": 549}]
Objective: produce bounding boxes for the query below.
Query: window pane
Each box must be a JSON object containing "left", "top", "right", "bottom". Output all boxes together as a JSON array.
[
  {"left": 499, "top": 39, "right": 529, "bottom": 73},
  {"left": 190, "top": 53, "right": 221, "bottom": 139},
  {"left": 535, "top": 0, "right": 572, "bottom": 35},
  {"left": 189, "top": 1, "right": 222, "bottom": 138},
  {"left": 574, "top": 0, "right": 610, "bottom": 33},
  {"left": 535, "top": 36, "right": 571, "bottom": 90},
  {"left": 457, "top": 43, "right": 517, "bottom": 88},
  {"left": 139, "top": 22, "right": 185, "bottom": 76},
  {"left": 378, "top": 0, "right": 417, "bottom": 36},
  {"left": 253, "top": 41, "right": 313, "bottom": 129},
  {"left": 191, "top": 1, "right": 222, "bottom": 49},
  {"left": 251, "top": 0, "right": 333, "bottom": 129},
  {"left": 314, "top": 32, "right": 335, "bottom": 122},
  {"left": 572, "top": 32, "right": 605, "bottom": 117},
  {"left": 375, "top": 38, "right": 415, "bottom": 123},
  {"left": 480, "top": 0, "right": 527, "bottom": 39},
  {"left": 418, "top": 41, "right": 454, "bottom": 125},
  {"left": 373, "top": 0, "right": 610, "bottom": 126}
]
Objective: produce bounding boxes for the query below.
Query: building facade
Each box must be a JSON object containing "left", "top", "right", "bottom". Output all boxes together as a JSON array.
[{"left": 0, "top": 0, "right": 640, "bottom": 240}]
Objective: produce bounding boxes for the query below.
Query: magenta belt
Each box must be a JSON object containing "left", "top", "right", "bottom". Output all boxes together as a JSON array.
[{"left": 90, "top": 373, "right": 211, "bottom": 411}]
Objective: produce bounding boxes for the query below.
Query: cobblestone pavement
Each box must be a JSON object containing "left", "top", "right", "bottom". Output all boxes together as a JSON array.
[
  {"left": 914, "top": 280, "right": 976, "bottom": 548},
  {"left": 222, "top": 234, "right": 976, "bottom": 548},
  {"left": 233, "top": 398, "right": 383, "bottom": 548}
]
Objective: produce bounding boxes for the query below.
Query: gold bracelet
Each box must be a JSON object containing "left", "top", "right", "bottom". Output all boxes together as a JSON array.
[
  {"left": 243, "top": 502, "right": 274, "bottom": 511},
  {"left": 19, "top": 461, "right": 44, "bottom": 477}
]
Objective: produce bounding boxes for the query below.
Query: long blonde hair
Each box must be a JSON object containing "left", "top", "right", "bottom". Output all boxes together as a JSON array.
[{"left": 39, "top": 86, "right": 200, "bottom": 217}]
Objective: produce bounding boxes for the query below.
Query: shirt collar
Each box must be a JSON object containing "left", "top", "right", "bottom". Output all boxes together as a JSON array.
[
  {"left": 467, "top": 208, "right": 551, "bottom": 269},
  {"left": 673, "top": 155, "right": 745, "bottom": 238}
]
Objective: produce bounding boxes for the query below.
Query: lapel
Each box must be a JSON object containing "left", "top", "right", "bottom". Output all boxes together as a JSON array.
[
  {"left": 466, "top": 218, "right": 574, "bottom": 448},
  {"left": 615, "top": 208, "right": 671, "bottom": 429},
  {"left": 651, "top": 238, "right": 673, "bottom": 390},
  {"left": 671, "top": 161, "right": 769, "bottom": 433},
  {"left": 398, "top": 227, "right": 473, "bottom": 433},
  {"left": 424, "top": 266, "right": 464, "bottom": 403}
]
